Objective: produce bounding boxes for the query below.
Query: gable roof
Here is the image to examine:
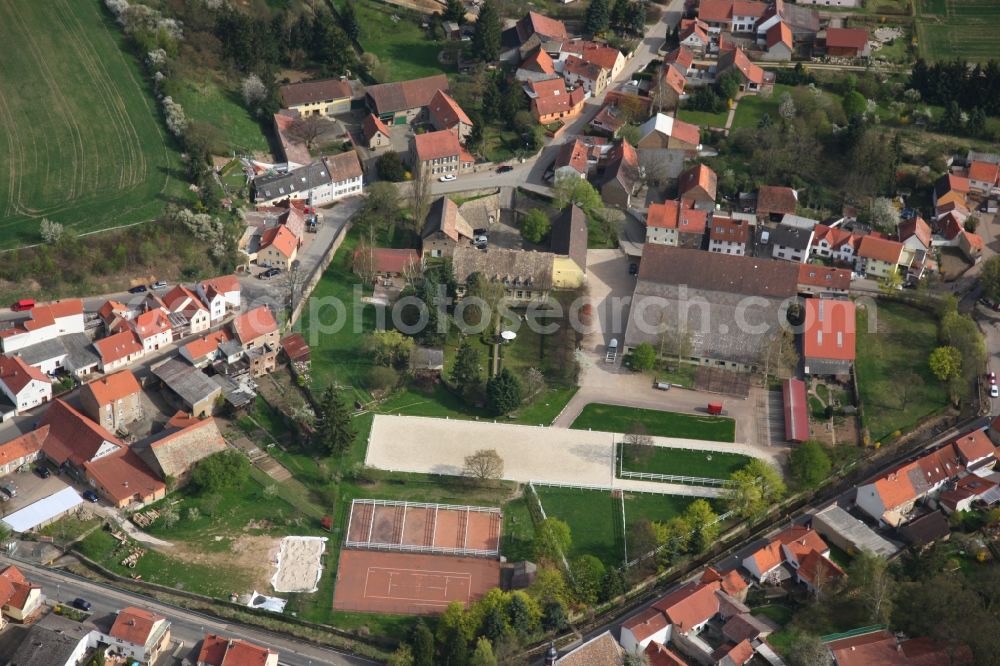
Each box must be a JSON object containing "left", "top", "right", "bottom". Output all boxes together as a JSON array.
[
  {"left": 638, "top": 245, "right": 799, "bottom": 298},
  {"left": 325, "top": 151, "right": 363, "bottom": 183},
  {"left": 638, "top": 113, "right": 700, "bottom": 148},
  {"left": 710, "top": 216, "right": 750, "bottom": 245},
  {"left": 934, "top": 173, "right": 970, "bottom": 198},
  {"left": 516, "top": 11, "right": 568, "bottom": 42},
  {"left": 162, "top": 285, "right": 206, "bottom": 316},
  {"left": 803, "top": 298, "right": 856, "bottom": 362},
  {"left": 550, "top": 205, "right": 588, "bottom": 271},
  {"left": 969, "top": 160, "right": 1000, "bottom": 184},
  {"left": 556, "top": 139, "right": 589, "bottom": 175},
  {"left": 782, "top": 378, "right": 809, "bottom": 442},
  {"left": 280, "top": 77, "right": 352, "bottom": 107},
  {"left": 82, "top": 371, "right": 141, "bottom": 407},
  {"left": 452, "top": 246, "right": 554, "bottom": 291},
  {"left": 412, "top": 129, "right": 462, "bottom": 162},
  {"left": 428, "top": 90, "right": 473, "bottom": 130},
  {"left": 109, "top": 606, "right": 166, "bottom": 646},
  {"left": 665, "top": 45, "right": 695, "bottom": 71},
  {"left": 260, "top": 224, "right": 298, "bottom": 259},
  {"left": 825, "top": 27, "right": 868, "bottom": 50},
  {"left": 366, "top": 74, "right": 450, "bottom": 115},
  {"left": 530, "top": 78, "right": 584, "bottom": 117},
  {"left": 362, "top": 113, "right": 391, "bottom": 142},
  {"left": 898, "top": 216, "right": 932, "bottom": 248},
  {"left": 715, "top": 639, "right": 755, "bottom": 666},
  {"left": 662, "top": 64, "right": 687, "bottom": 96},
  {"left": 231, "top": 306, "right": 278, "bottom": 345},
  {"left": 137, "top": 415, "right": 227, "bottom": 480},
  {"left": 813, "top": 224, "right": 860, "bottom": 251},
  {"left": 84, "top": 448, "right": 165, "bottom": 504},
  {"left": 951, "top": 429, "right": 995, "bottom": 465},
  {"left": 700, "top": 567, "right": 749, "bottom": 597},
  {"left": 423, "top": 197, "right": 474, "bottom": 242},
  {"left": 601, "top": 141, "right": 639, "bottom": 194},
  {"left": 622, "top": 607, "right": 670, "bottom": 643},
  {"left": 39, "top": 399, "right": 122, "bottom": 467},
  {"left": 798, "top": 264, "right": 851, "bottom": 291},
  {"left": 865, "top": 462, "right": 920, "bottom": 512},
  {"left": 678, "top": 163, "right": 718, "bottom": 202},
  {"left": 653, "top": 581, "right": 721, "bottom": 631},
  {"left": 897, "top": 510, "right": 951, "bottom": 547},
  {"left": 756, "top": 185, "right": 798, "bottom": 215},
  {"left": 199, "top": 633, "right": 278, "bottom": 666},
  {"left": 182, "top": 329, "right": 233, "bottom": 363},
  {"left": 0, "top": 355, "right": 50, "bottom": 394},
  {"left": 94, "top": 330, "right": 144, "bottom": 365},
  {"left": 564, "top": 54, "right": 604, "bottom": 82},
  {"left": 719, "top": 48, "right": 764, "bottom": 85},
  {"left": 132, "top": 308, "right": 171, "bottom": 340},
  {"left": 356, "top": 247, "right": 421, "bottom": 275},
  {"left": 0, "top": 428, "right": 47, "bottom": 470},
  {"left": 521, "top": 47, "right": 556, "bottom": 74},
  {"left": 644, "top": 641, "right": 688, "bottom": 666},
  {"left": 766, "top": 21, "right": 792, "bottom": 49},
  {"left": 857, "top": 235, "right": 903, "bottom": 263},
  {"left": 698, "top": 0, "right": 733, "bottom": 22},
  {"left": 200, "top": 275, "right": 240, "bottom": 300}
]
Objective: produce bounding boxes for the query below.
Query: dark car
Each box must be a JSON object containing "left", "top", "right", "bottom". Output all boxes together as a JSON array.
[
  {"left": 628, "top": 263, "right": 639, "bottom": 276},
  {"left": 473, "top": 228, "right": 488, "bottom": 237},
  {"left": 35, "top": 465, "right": 51, "bottom": 479},
  {"left": 82, "top": 490, "right": 99, "bottom": 503},
  {"left": 128, "top": 285, "right": 147, "bottom": 294},
  {"left": 496, "top": 165, "right": 514, "bottom": 173},
  {"left": 258, "top": 267, "right": 281, "bottom": 280},
  {"left": 71, "top": 598, "right": 92, "bottom": 611}
]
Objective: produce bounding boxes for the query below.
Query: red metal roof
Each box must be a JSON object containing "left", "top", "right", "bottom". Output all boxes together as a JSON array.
[{"left": 783, "top": 378, "right": 809, "bottom": 442}]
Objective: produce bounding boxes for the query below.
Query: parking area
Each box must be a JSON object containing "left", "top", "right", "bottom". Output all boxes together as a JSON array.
[
  {"left": 582, "top": 248, "right": 635, "bottom": 361},
  {"left": 0, "top": 469, "right": 74, "bottom": 515}
]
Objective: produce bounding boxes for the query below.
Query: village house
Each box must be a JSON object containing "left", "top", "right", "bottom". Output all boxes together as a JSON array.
[
  {"left": 515, "top": 47, "right": 558, "bottom": 84},
  {"left": 527, "top": 77, "right": 586, "bottom": 124},
  {"left": 708, "top": 216, "right": 750, "bottom": 255},
  {"left": 11, "top": 330, "right": 100, "bottom": 380},
  {"left": 0, "top": 355, "right": 51, "bottom": 416},
  {"left": 823, "top": 27, "right": 870, "bottom": 58},
  {"left": 231, "top": 306, "right": 280, "bottom": 377},
  {"left": 823, "top": 628, "right": 972, "bottom": 666},
  {"left": 550, "top": 205, "right": 589, "bottom": 289},
  {"left": 0, "top": 429, "right": 46, "bottom": 476},
  {"left": 421, "top": 197, "right": 475, "bottom": 258},
  {"left": 679, "top": 18, "right": 711, "bottom": 53},
  {"left": 897, "top": 216, "right": 934, "bottom": 279},
  {"left": 717, "top": 48, "right": 773, "bottom": 95},
  {"left": 258, "top": 223, "right": 299, "bottom": 270},
  {"left": 0, "top": 300, "right": 85, "bottom": 354},
  {"left": 756, "top": 185, "right": 798, "bottom": 220},
  {"left": 810, "top": 224, "right": 860, "bottom": 265},
  {"left": 855, "top": 235, "right": 904, "bottom": 279},
  {"left": 770, "top": 223, "right": 815, "bottom": 263},
  {"left": 197, "top": 633, "right": 280, "bottom": 666},
  {"left": 135, "top": 412, "right": 227, "bottom": 486},
  {"left": 678, "top": 163, "right": 718, "bottom": 209},
  {"left": 0, "top": 565, "right": 44, "bottom": 626},
  {"left": 968, "top": 159, "right": 1000, "bottom": 196},
  {"left": 599, "top": 140, "right": 640, "bottom": 208},
  {"left": 271, "top": 110, "right": 313, "bottom": 167},
  {"left": 94, "top": 330, "right": 145, "bottom": 374},
  {"left": 655, "top": 59, "right": 688, "bottom": 111},
  {"left": 932, "top": 173, "right": 970, "bottom": 221},
  {"left": 553, "top": 631, "right": 624, "bottom": 665},
  {"left": 561, "top": 54, "right": 609, "bottom": 95},
  {"left": 252, "top": 152, "right": 363, "bottom": 206},
  {"left": 279, "top": 77, "right": 353, "bottom": 117},
  {"left": 646, "top": 200, "right": 709, "bottom": 248},
  {"left": 554, "top": 138, "right": 591, "bottom": 180},
  {"left": 101, "top": 607, "right": 172, "bottom": 665},
  {"left": 365, "top": 74, "right": 450, "bottom": 125},
  {"left": 742, "top": 524, "right": 843, "bottom": 594},
  {"left": 802, "top": 298, "right": 856, "bottom": 376},
  {"left": 934, "top": 213, "right": 985, "bottom": 263},
  {"left": 98, "top": 300, "right": 133, "bottom": 336},
  {"left": 39, "top": 399, "right": 123, "bottom": 478},
  {"left": 361, "top": 113, "right": 392, "bottom": 151},
  {"left": 939, "top": 475, "right": 1000, "bottom": 514},
  {"left": 355, "top": 247, "right": 422, "bottom": 283},
  {"left": 797, "top": 264, "right": 851, "bottom": 297},
  {"left": 196, "top": 275, "right": 241, "bottom": 322},
  {"left": 761, "top": 21, "right": 793, "bottom": 60},
  {"left": 131, "top": 308, "right": 172, "bottom": 353},
  {"left": 79, "top": 371, "right": 143, "bottom": 433},
  {"left": 160, "top": 285, "right": 210, "bottom": 337},
  {"left": 410, "top": 129, "right": 474, "bottom": 177},
  {"left": 180, "top": 329, "right": 234, "bottom": 368},
  {"left": 503, "top": 11, "right": 569, "bottom": 55},
  {"left": 428, "top": 89, "right": 474, "bottom": 142},
  {"left": 756, "top": 0, "right": 820, "bottom": 44},
  {"left": 452, "top": 246, "right": 554, "bottom": 305},
  {"left": 558, "top": 41, "right": 627, "bottom": 81},
  {"left": 84, "top": 447, "right": 166, "bottom": 508},
  {"left": 636, "top": 113, "right": 701, "bottom": 154}
]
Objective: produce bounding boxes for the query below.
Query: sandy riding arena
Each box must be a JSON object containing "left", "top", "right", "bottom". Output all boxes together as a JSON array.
[{"left": 271, "top": 536, "right": 327, "bottom": 593}]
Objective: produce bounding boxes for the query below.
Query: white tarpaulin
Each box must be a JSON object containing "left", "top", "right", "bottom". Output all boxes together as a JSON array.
[
  {"left": 2, "top": 486, "right": 83, "bottom": 533},
  {"left": 247, "top": 591, "right": 287, "bottom": 613}
]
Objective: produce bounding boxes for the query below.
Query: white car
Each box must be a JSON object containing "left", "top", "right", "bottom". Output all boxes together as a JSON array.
[
  {"left": 438, "top": 174, "right": 457, "bottom": 182},
  {"left": 991, "top": 385, "right": 999, "bottom": 399}
]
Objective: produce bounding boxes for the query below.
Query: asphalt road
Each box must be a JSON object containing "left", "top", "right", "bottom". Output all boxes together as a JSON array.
[{"left": 3, "top": 555, "right": 375, "bottom": 666}]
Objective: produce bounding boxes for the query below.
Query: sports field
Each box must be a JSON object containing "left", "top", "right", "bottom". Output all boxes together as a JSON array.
[
  {"left": 916, "top": 0, "right": 1000, "bottom": 62},
  {"left": 0, "top": 0, "right": 182, "bottom": 248}
]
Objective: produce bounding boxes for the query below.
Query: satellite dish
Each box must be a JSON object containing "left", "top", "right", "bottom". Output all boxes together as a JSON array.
[{"left": 501, "top": 330, "right": 516, "bottom": 341}]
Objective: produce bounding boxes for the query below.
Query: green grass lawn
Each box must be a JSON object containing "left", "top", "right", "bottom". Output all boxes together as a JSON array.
[
  {"left": 855, "top": 301, "right": 949, "bottom": 442},
  {"left": 618, "top": 442, "right": 751, "bottom": 480},
  {"left": 0, "top": 0, "right": 186, "bottom": 247},
  {"left": 532, "top": 486, "right": 723, "bottom": 567},
  {"left": 336, "top": 0, "right": 449, "bottom": 82},
  {"left": 677, "top": 107, "right": 730, "bottom": 129},
  {"left": 172, "top": 77, "right": 269, "bottom": 154},
  {"left": 571, "top": 404, "right": 736, "bottom": 442},
  {"left": 731, "top": 85, "right": 794, "bottom": 131},
  {"left": 752, "top": 604, "right": 794, "bottom": 626},
  {"left": 502, "top": 494, "right": 537, "bottom": 562},
  {"left": 916, "top": 0, "right": 1000, "bottom": 62}
]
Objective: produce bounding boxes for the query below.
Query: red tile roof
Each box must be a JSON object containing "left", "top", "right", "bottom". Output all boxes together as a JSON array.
[
  {"left": 678, "top": 206, "right": 709, "bottom": 234},
  {"left": 663, "top": 64, "right": 688, "bottom": 95},
  {"left": 644, "top": 641, "right": 688, "bottom": 666},
  {"left": 231, "top": 306, "right": 278, "bottom": 345},
  {"left": 969, "top": 160, "right": 1000, "bottom": 185},
  {"left": 530, "top": 78, "right": 582, "bottom": 118},
  {"left": 803, "top": 298, "right": 856, "bottom": 362},
  {"left": 813, "top": 224, "right": 860, "bottom": 251},
  {"left": 724, "top": 48, "right": 764, "bottom": 85},
  {"left": 718, "top": 639, "right": 755, "bottom": 666},
  {"left": 82, "top": 371, "right": 141, "bottom": 407},
  {"left": 85, "top": 448, "right": 165, "bottom": 504},
  {"left": 0, "top": 427, "right": 47, "bottom": 469},
  {"left": 362, "top": 113, "right": 391, "bottom": 142},
  {"left": 898, "top": 216, "right": 932, "bottom": 248},
  {"left": 366, "top": 74, "right": 450, "bottom": 115},
  {"left": 623, "top": 606, "right": 670, "bottom": 642},
  {"left": 109, "top": 606, "right": 166, "bottom": 646},
  {"left": 952, "top": 429, "right": 995, "bottom": 464},
  {"left": 825, "top": 27, "right": 868, "bottom": 50},
  {"left": 710, "top": 216, "right": 750, "bottom": 244},
  {"left": 698, "top": 0, "right": 732, "bottom": 22},
  {"left": 733, "top": 0, "right": 768, "bottom": 16},
  {"left": 132, "top": 308, "right": 171, "bottom": 340},
  {"left": 521, "top": 48, "right": 556, "bottom": 74},
  {"left": 647, "top": 201, "right": 680, "bottom": 229},
  {"left": 556, "top": 139, "right": 589, "bottom": 175},
  {"left": 355, "top": 247, "right": 421, "bottom": 274},
  {"left": 562, "top": 41, "right": 622, "bottom": 71},
  {"left": 280, "top": 333, "right": 310, "bottom": 363},
  {"left": 199, "top": 633, "right": 279, "bottom": 666},
  {"left": 325, "top": 151, "right": 363, "bottom": 183},
  {"left": 665, "top": 45, "right": 695, "bottom": 70},
  {"left": 777, "top": 525, "right": 829, "bottom": 562},
  {"left": 261, "top": 224, "right": 298, "bottom": 259},
  {"left": 39, "top": 399, "right": 122, "bottom": 467},
  {"left": 798, "top": 265, "right": 852, "bottom": 291},
  {"left": 783, "top": 378, "right": 809, "bottom": 442},
  {"left": 280, "top": 78, "right": 352, "bottom": 107},
  {"left": 0, "top": 355, "right": 50, "bottom": 394},
  {"left": 162, "top": 286, "right": 206, "bottom": 316},
  {"left": 915, "top": 445, "right": 961, "bottom": 487},
  {"left": 517, "top": 11, "right": 568, "bottom": 41},
  {"left": 756, "top": 185, "right": 798, "bottom": 215},
  {"left": 700, "top": 567, "right": 748, "bottom": 597},
  {"left": 98, "top": 300, "right": 129, "bottom": 323},
  {"left": 413, "top": 129, "right": 462, "bottom": 162},
  {"left": 652, "top": 581, "right": 720, "bottom": 632},
  {"left": 429, "top": 90, "right": 473, "bottom": 130},
  {"left": 857, "top": 235, "right": 903, "bottom": 264},
  {"left": 95, "top": 330, "right": 144, "bottom": 365},
  {"left": 182, "top": 329, "right": 232, "bottom": 363},
  {"left": 869, "top": 462, "right": 920, "bottom": 512},
  {"left": 678, "top": 163, "right": 718, "bottom": 202},
  {"left": 797, "top": 550, "right": 844, "bottom": 588},
  {"left": 200, "top": 275, "right": 240, "bottom": 300},
  {"left": 766, "top": 21, "right": 792, "bottom": 49}
]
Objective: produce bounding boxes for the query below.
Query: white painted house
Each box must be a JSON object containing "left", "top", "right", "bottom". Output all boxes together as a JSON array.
[
  {"left": 197, "top": 275, "right": 241, "bottom": 322},
  {"left": 0, "top": 355, "right": 52, "bottom": 414},
  {"left": 0, "top": 300, "right": 85, "bottom": 354}
]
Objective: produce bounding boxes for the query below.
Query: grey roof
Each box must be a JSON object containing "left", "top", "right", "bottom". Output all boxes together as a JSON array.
[
  {"left": 220, "top": 340, "right": 244, "bottom": 358},
  {"left": 14, "top": 337, "right": 69, "bottom": 366},
  {"left": 812, "top": 504, "right": 899, "bottom": 558},
  {"left": 7, "top": 623, "right": 89, "bottom": 666},
  {"left": 151, "top": 357, "right": 221, "bottom": 408},
  {"left": 457, "top": 193, "right": 500, "bottom": 230},
  {"left": 769, "top": 223, "right": 814, "bottom": 251},
  {"left": 453, "top": 246, "right": 554, "bottom": 292},
  {"left": 968, "top": 150, "right": 1000, "bottom": 166},
  {"left": 623, "top": 280, "right": 786, "bottom": 365},
  {"left": 253, "top": 161, "right": 332, "bottom": 202},
  {"left": 410, "top": 346, "right": 445, "bottom": 370},
  {"left": 780, "top": 3, "right": 820, "bottom": 36},
  {"left": 62, "top": 333, "right": 100, "bottom": 371},
  {"left": 549, "top": 205, "right": 588, "bottom": 271},
  {"left": 211, "top": 374, "right": 257, "bottom": 408},
  {"left": 804, "top": 357, "right": 853, "bottom": 376}
]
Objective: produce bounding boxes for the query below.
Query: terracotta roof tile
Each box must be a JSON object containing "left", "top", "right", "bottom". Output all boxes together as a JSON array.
[
  {"left": 109, "top": 606, "right": 166, "bottom": 646},
  {"left": 182, "top": 329, "right": 232, "bottom": 362},
  {"left": 825, "top": 27, "right": 868, "bottom": 50},
  {"left": 82, "top": 371, "right": 141, "bottom": 407},
  {"left": 413, "top": 129, "right": 462, "bottom": 162},
  {"left": 39, "top": 399, "right": 122, "bottom": 467},
  {"left": 756, "top": 185, "right": 798, "bottom": 215},
  {"left": 261, "top": 224, "right": 298, "bottom": 259},
  {"left": 0, "top": 355, "right": 50, "bottom": 394},
  {"left": 952, "top": 429, "right": 995, "bottom": 464},
  {"left": 231, "top": 306, "right": 278, "bottom": 345},
  {"left": 0, "top": 427, "right": 47, "bottom": 469},
  {"left": 429, "top": 90, "right": 473, "bottom": 130},
  {"left": 132, "top": 308, "right": 172, "bottom": 340},
  {"left": 798, "top": 265, "right": 851, "bottom": 291},
  {"left": 652, "top": 581, "right": 721, "bottom": 631},
  {"left": 84, "top": 448, "right": 165, "bottom": 504},
  {"left": 366, "top": 74, "right": 449, "bottom": 115},
  {"left": 857, "top": 235, "right": 903, "bottom": 264},
  {"left": 969, "top": 160, "right": 1000, "bottom": 185},
  {"left": 803, "top": 298, "right": 856, "bottom": 362},
  {"left": 678, "top": 163, "right": 718, "bottom": 202},
  {"left": 362, "top": 113, "right": 391, "bottom": 142},
  {"left": 94, "top": 330, "right": 144, "bottom": 365}
]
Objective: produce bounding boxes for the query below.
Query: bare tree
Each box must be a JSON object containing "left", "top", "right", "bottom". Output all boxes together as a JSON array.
[
  {"left": 624, "top": 422, "right": 655, "bottom": 465},
  {"left": 463, "top": 448, "right": 504, "bottom": 483},
  {"left": 524, "top": 367, "right": 546, "bottom": 402},
  {"left": 282, "top": 259, "right": 307, "bottom": 320},
  {"left": 898, "top": 370, "right": 924, "bottom": 411},
  {"left": 287, "top": 115, "right": 334, "bottom": 150},
  {"left": 759, "top": 329, "right": 798, "bottom": 381},
  {"left": 650, "top": 65, "right": 676, "bottom": 114},
  {"left": 353, "top": 238, "right": 378, "bottom": 285},
  {"left": 410, "top": 163, "right": 433, "bottom": 233}
]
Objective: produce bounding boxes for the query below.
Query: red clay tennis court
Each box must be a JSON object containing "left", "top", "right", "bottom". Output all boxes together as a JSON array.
[
  {"left": 345, "top": 499, "right": 501, "bottom": 556},
  {"left": 333, "top": 550, "right": 501, "bottom": 615}
]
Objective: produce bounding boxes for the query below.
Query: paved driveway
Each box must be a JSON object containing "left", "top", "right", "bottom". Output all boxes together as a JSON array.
[{"left": 366, "top": 415, "right": 778, "bottom": 497}]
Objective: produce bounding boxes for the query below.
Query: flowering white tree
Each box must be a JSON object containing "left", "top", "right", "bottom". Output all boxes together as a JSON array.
[
  {"left": 40, "top": 218, "right": 64, "bottom": 244},
  {"left": 162, "top": 96, "right": 188, "bottom": 137},
  {"left": 241, "top": 74, "right": 268, "bottom": 108}
]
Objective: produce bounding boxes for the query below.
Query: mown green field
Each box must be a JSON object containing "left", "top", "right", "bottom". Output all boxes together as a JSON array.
[
  {"left": 571, "top": 403, "right": 736, "bottom": 442},
  {"left": 0, "top": 0, "right": 184, "bottom": 248},
  {"left": 917, "top": 0, "right": 1000, "bottom": 63}
]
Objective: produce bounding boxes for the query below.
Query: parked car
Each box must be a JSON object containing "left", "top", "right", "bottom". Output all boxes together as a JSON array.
[
  {"left": 128, "top": 285, "right": 147, "bottom": 294},
  {"left": 1, "top": 484, "right": 16, "bottom": 498},
  {"left": 10, "top": 299, "right": 35, "bottom": 312},
  {"left": 151, "top": 280, "right": 168, "bottom": 290},
  {"left": 496, "top": 165, "right": 514, "bottom": 173},
  {"left": 989, "top": 372, "right": 996, "bottom": 385},
  {"left": 35, "top": 465, "right": 51, "bottom": 479},
  {"left": 259, "top": 267, "right": 281, "bottom": 280},
  {"left": 71, "top": 598, "right": 92, "bottom": 611},
  {"left": 654, "top": 381, "right": 671, "bottom": 391},
  {"left": 438, "top": 174, "right": 457, "bottom": 182},
  {"left": 992, "top": 385, "right": 999, "bottom": 399},
  {"left": 82, "top": 490, "right": 99, "bottom": 503},
  {"left": 628, "top": 263, "right": 639, "bottom": 276}
]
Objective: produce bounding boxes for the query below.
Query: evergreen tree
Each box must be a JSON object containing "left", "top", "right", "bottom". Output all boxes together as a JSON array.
[
  {"left": 941, "top": 100, "right": 963, "bottom": 133},
  {"left": 451, "top": 337, "right": 483, "bottom": 395},
  {"left": 486, "top": 368, "right": 523, "bottom": 415},
  {"left": 585, "top": 0, "right": 611, "bottom": 35},
  {"left": 469, "top": 638, "right": 498, "bottom": 666},
  {"left": 442, "top": 629, "right": 470, "bottom": 666},
  {"left": 341, "top": 2, "right": 360, "bottom": 42},
  {"left": 410, "top": 621, "right": 435, "bottom": 666},
  {"left": 445, "top": 0, "right": 467, "bottom": 24},
  {"left": 626, "top": 0, "right": 645, "bottom": 35},
  {"left": 472, "top": 0, "right": 502, "bottom": 62},
  {"left": 611, "top": 0, "right": 629, "bottom": 31},
  {"left": 541, "top": 599, "right": 568, "bottom": 631},
  {"left": 482, "top": 76, "right": 501, "bottom": 122},
  {"left": 315, "top": 384, "right": 355, "bottom": 455},
  {"left": 968, "top": 107, "right": 987, "bottom": 137}
]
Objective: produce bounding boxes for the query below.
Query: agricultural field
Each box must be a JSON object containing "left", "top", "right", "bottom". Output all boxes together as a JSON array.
[
  {"left": 916, "top": 0, "right": 1000, "bottom": 63},
  {"left": 571, "top": 404, "right": 736, "bottom": 442},
  {"left": 855, "top": 300, "right": 949, "bottom": 442},
  {"left": 0, "top": 0, "right": 185, "bottom": 248}
]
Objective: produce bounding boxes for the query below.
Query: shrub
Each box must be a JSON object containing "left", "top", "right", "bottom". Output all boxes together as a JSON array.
[{"left": 365, "top": 366, "right": 400, "bottom": 391}]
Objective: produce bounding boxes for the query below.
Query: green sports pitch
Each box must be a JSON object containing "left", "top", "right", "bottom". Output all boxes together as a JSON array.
[
  {"left": 0, "top": 0, "right": 184, "bottom": 248},
  {"left": 916, "top": 0, "right": 1000, "bottom": 63}
]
